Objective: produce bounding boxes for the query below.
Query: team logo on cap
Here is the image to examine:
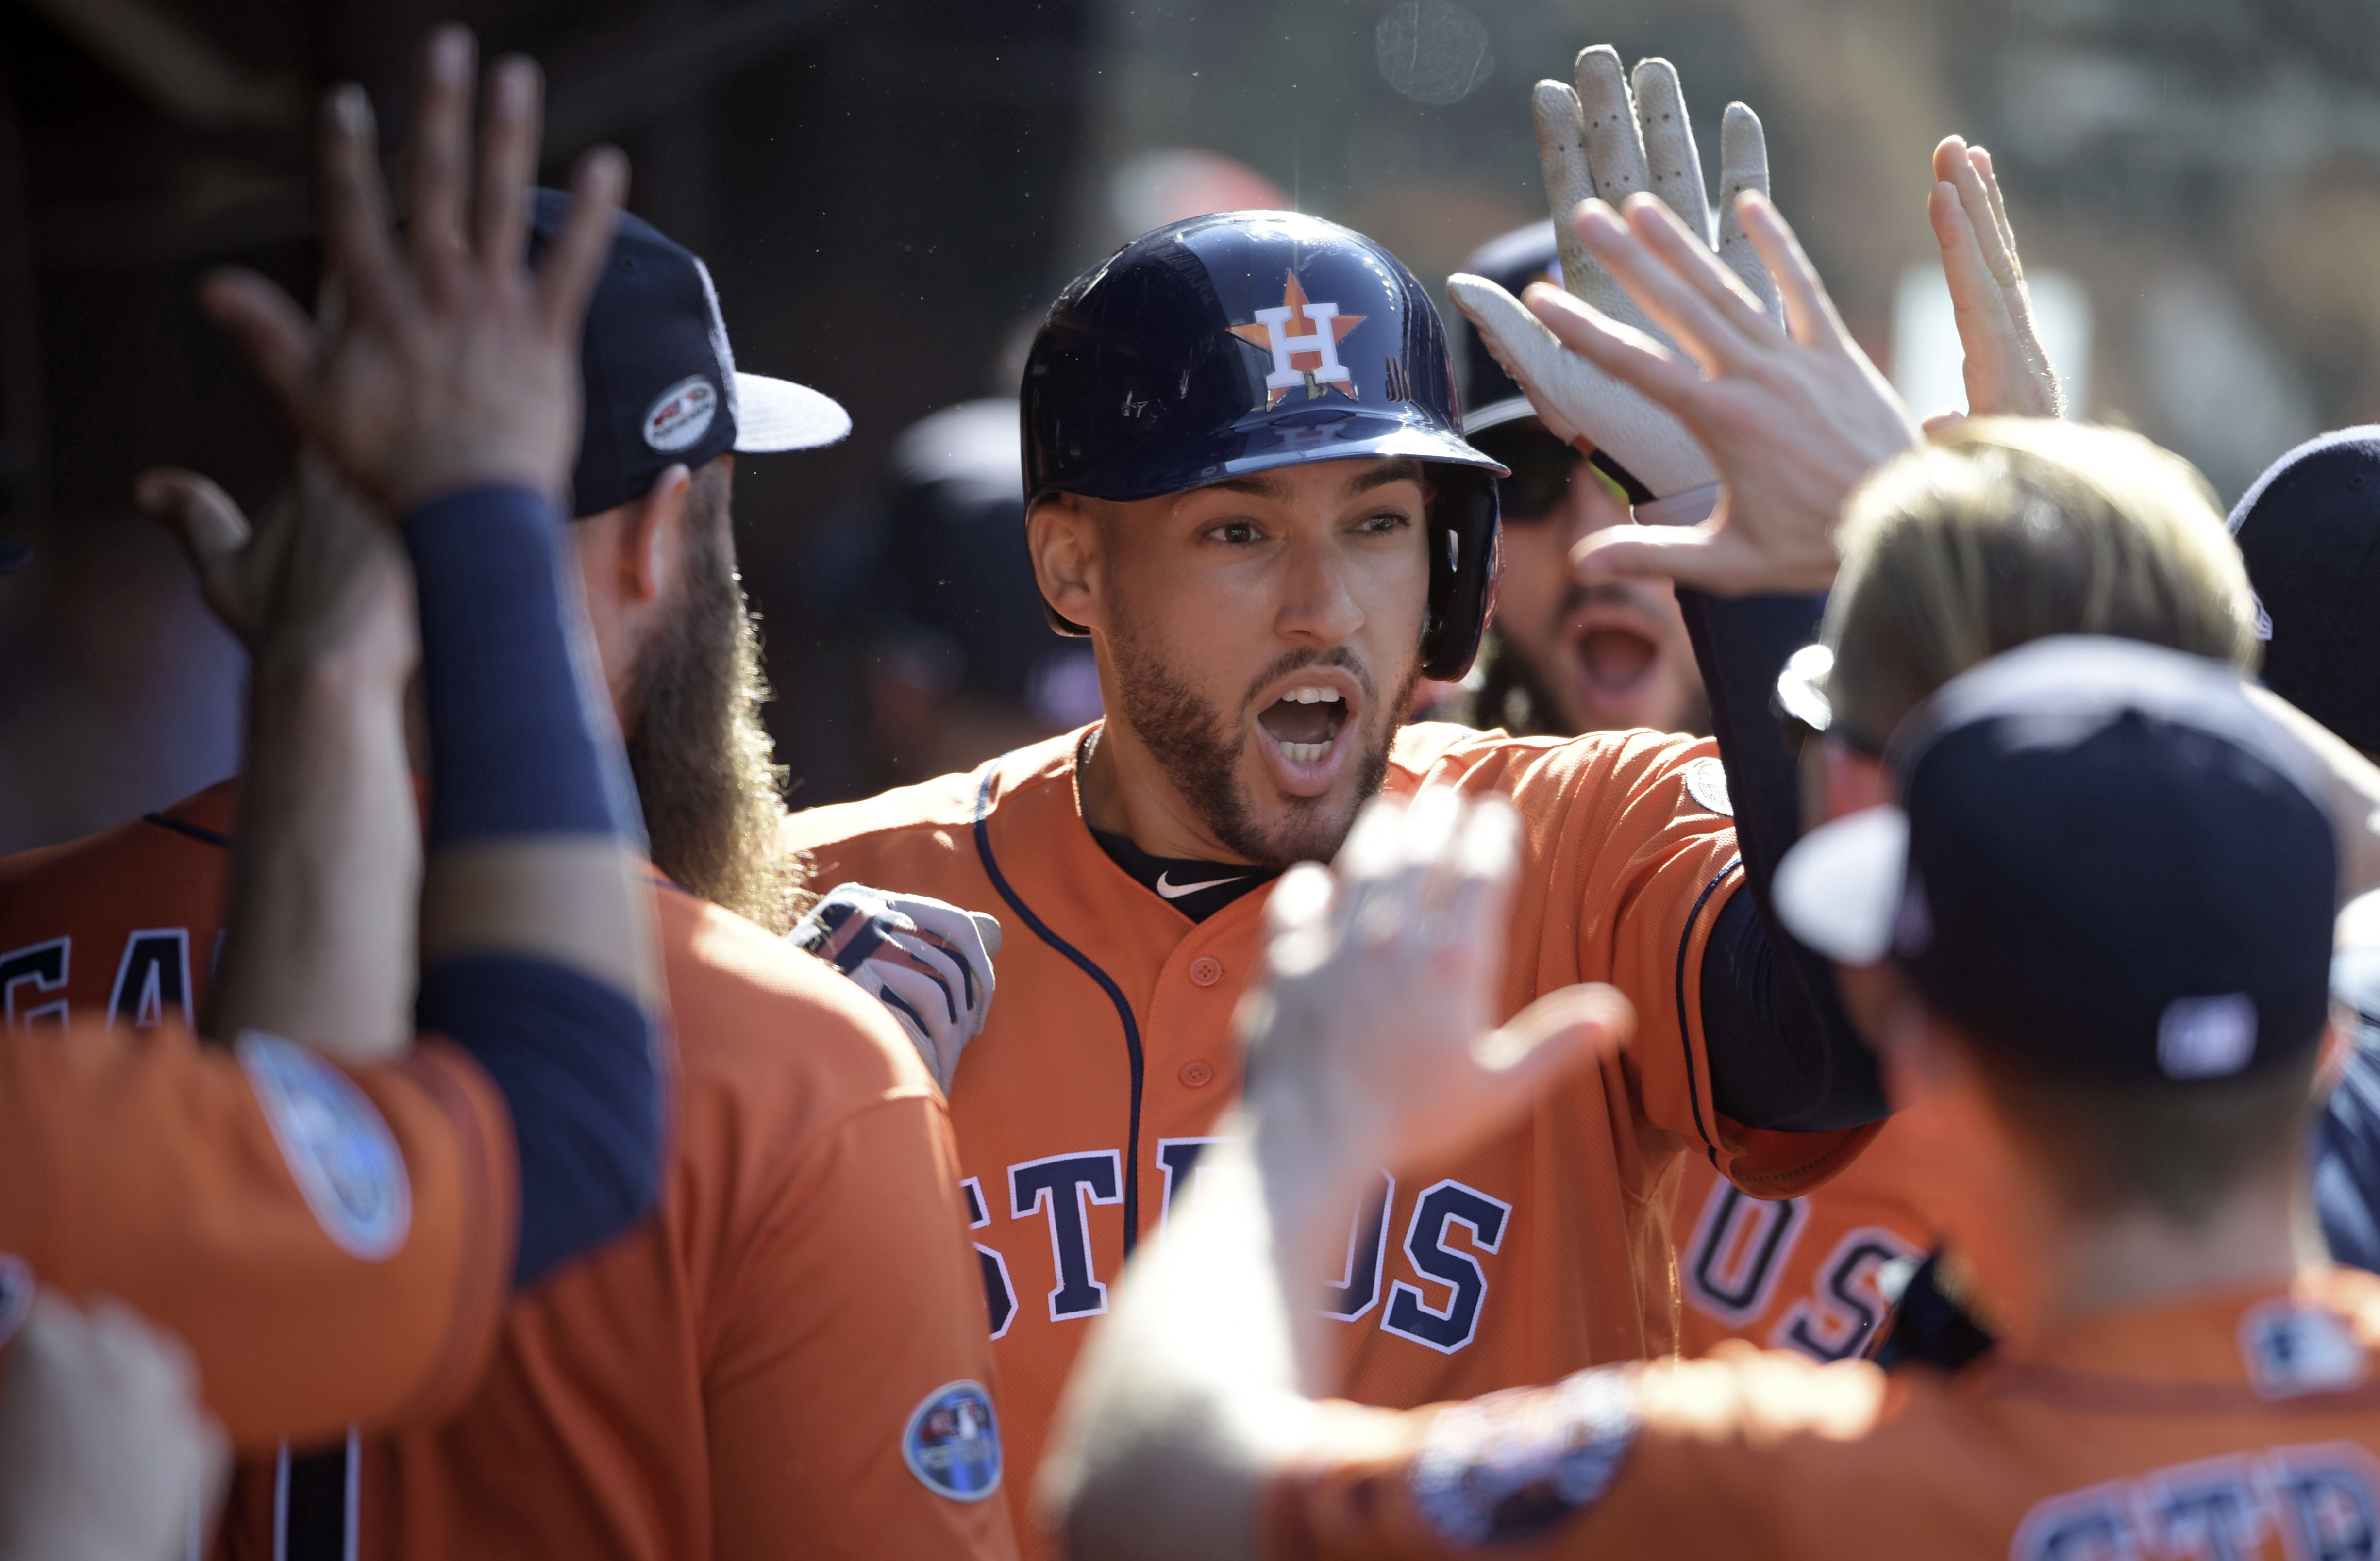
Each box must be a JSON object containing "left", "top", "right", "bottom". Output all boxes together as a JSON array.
[
  {"left": 643, "top": 375, "right": 720, "bottom": 452},
  {"left": 1231, "top": 272, "right": 1366, "bottom": 407},
  {"left": 902, "top": 1380, "right": 1002, "bottom": 1501}
]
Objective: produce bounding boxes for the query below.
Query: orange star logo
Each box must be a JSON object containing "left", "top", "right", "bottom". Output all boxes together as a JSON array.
[{"left": 1230, "top": 271, "right": 1366, "bottom": 407}]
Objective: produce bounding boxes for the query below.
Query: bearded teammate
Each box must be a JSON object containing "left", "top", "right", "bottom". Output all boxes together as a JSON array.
[
  {"left": 784, "top": 55, "right": 1904, "bottom": 1530},
  {"left": 1054, "top": 639, "right": 2379, "bottom": 1561},
  {"left": 0, "top": 53, "right": 674, "bottom": 1466},
  {"left": 0, "top": 30, "right": 1011, "bottom": 1561}
]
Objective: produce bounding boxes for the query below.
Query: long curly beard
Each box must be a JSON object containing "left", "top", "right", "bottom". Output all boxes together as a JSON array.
[{"left": 622, "top": 466, "right": 804, "bottom": 932}]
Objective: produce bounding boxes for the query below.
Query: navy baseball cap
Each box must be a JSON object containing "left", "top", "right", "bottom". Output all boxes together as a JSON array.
[
  {"left": 1775, "top": 637, "right": 2338, "bottom": 1081},
  {"left": 2228, "top": 426, "right": 2380, "bottom": 754},
  {"left": 1451, "top": 220, "right": 1559, "bottom": 439},
  {"left": 529, "top": 189, "right": 850, "bottom": 519}
]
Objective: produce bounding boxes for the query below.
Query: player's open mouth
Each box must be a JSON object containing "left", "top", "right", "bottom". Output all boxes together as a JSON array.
[
  {"left": 1561, "top": 604, "right": 1660, "bottom": 709},
  {"left": 1253, "top": 672, "right": 1359, "bottom": 795}
]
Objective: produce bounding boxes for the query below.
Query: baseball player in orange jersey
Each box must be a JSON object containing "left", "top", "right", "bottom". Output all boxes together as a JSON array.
[
  {"left": 0, "top": 55, "right": 679, "bottom": 1474},
  {"left": 785, "top": 66, "right": 1915, "bottom": 1532},
  {"left": 1052, "top": 639, "right": 2380, "bottom": 1561},
  {"left": 0, "top": 31, "right": 1012, "bottom": 1561}
]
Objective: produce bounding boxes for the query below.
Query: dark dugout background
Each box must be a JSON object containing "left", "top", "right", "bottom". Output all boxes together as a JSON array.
[{"left": 10, "top": 0, "right": 2380, "bottom": 850}]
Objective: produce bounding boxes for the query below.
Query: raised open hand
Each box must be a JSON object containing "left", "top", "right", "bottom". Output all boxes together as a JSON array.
[
  {"left": 1448, "top": 49, "right": 1773, "bottom": 521},
  {"left": 1534, "top": 191, "right": 1921, "bottom": 595},
  {"left": 1927, "top": 135, "right": 2062, "bottom": 431},
  {"left": 199, "top": 26, "right": 623, "bottom": 515},
  {"left": 1241, "top": 791, "right": 1632, "bottom": 1185}
]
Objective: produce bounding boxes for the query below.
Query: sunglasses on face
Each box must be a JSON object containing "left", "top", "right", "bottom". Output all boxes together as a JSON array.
[{"left": 1471, "top": 424, "right": 1633, "bottom": 524}]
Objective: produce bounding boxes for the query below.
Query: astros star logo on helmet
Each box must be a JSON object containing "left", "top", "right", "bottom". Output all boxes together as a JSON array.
[{"left": 1230, "top": 272, "right": 1365, "bottom": 406}]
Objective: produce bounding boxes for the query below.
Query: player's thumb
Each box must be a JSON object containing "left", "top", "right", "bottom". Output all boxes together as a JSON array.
[
  {"left": 1446, "top": 274, "right": 1588, "bottom": 446},
  {"left": 1474, "top": 983, "right": 1633, "bottom": 1089},
  {"left": 1572, "top": 522, "right": 1730, "bottom": 588},
  {"left": 136, "top": 469, "right": 250, "bottom": 564}
]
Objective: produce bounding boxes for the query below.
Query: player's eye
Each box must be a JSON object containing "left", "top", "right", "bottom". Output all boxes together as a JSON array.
[
  {"left": 1354, "top": 509, "right": 1412, "bottom": 535},
  {"left": 1208, "top": 519, "right": 1264, "bottom": 546}
]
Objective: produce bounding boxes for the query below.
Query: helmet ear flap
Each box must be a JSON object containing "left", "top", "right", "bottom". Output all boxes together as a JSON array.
[{"left": 1420, "top": 466, "right": 1502, "bottom": 681}]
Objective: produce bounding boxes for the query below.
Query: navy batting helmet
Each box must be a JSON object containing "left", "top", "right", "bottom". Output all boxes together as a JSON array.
[{"left": 1021, "top": 211, "right": 1507, "bottom": 681}]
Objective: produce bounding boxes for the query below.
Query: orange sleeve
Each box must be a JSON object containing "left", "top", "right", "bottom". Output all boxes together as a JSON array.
[
  {"left": 0, "top": 1019, "right": 517, "bottom": 1450},
  {"left": 705, "top": 1090, "right": 1018, "bottom": 1561},
  {"left": 1501, "top": 734, "right": 1876, "bottom": 1196}
]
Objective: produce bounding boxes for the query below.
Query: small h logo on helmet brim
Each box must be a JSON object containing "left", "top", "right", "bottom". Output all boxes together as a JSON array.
[{"left": 1231, "top": 272, "right": 1366, "bottom": 407}]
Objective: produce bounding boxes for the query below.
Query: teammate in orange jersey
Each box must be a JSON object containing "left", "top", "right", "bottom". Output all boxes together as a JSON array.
[
  {"left": 0, "top": 44, "right": 673, "bottom": 1472},
  {"left": 0, "top": 29, "right": 1012, "bottom": 1561},
  {"left": 1053, "top": 636, "right": 2380, "bottom": 1561},
  {"left": 784, "top": 56, "right": 1918, "bottom": 1532}
]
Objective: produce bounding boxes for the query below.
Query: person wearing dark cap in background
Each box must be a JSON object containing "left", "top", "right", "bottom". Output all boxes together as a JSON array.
[
  {"left": 1450, "top": 220, "right": 1709, "bottom": 741},
  {"left": 0, "top": 28, "right": 1016, "bottom": 1561},
  {"left": 2230, "top": 429, "right": 2380, "bottom": 1278}
]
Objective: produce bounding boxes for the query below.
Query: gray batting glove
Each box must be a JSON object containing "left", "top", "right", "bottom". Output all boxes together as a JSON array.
[
  {"left": 788, "top": 884, "right": 1003, "bottom": 1095},
  {"left": 1448, "top": 49, "right": 1776, "bottom": 526}
]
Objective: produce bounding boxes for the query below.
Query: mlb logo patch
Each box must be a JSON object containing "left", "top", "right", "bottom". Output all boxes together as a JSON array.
[
  {"left": 238, "top": 1031, "right": 412, "bottom": 1261},
  {"left": 643, "top": 375, "right": 720, "bottom": 452},
  {"left": 2242, "top": 1299, "right": 2367, "bottom": 1398},
  {"left": 903, "top": 1380, "right": 1002, "bottom": 1501}
]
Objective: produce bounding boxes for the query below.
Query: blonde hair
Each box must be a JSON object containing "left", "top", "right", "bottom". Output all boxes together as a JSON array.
[{"left": 1824, "top": 418, "right": 2259, "bottom": 744}]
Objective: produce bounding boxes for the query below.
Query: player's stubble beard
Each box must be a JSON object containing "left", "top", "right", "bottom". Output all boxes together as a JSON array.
[
  {"left": 622, "top": 465, "right": 805, "bottom": 933},
  {"left": 1108, "top": 613, "right": 1418, "bottom": 869}
]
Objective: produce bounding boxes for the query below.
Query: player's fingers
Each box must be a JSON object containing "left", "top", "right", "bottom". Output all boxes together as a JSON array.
[
  {"left": 887, "top": 928, "right": 974, "bottom": 1017},
  {"left": 317, "top": 84, "right": 411, "bottom": 331},
  {"left": 475, "top": 55, "right": 542, "bottom": 277},
  {"left": 875, "top": 950, "right": 964, "bottom": 1030},
  {"left": 1475, "top": 983, "right": 1635, "bottom": 1081},
  {"left": 1332, "top": 795, "right": 1412, "bottom": 950},
  {"left": 1532, "top": 80, "right": 1599, "bottom": 303},
  {"left": 1713, "top": 102, "right": 1779, "bottom": 324},
  {"left": 1939, "top": 136, "right": 2019, "bottom": 289},
  {"left": 1929, "top": 182, "right": 2018, "bottom": 343},
  {"left": 1921, "top": 409, "right": 1968, "bottom": 438},
  {"left": 968, "top": 911, "right": 1003, "bottom": 962},
  {"left": 1524, "top": 280, "right": 1710, "bottom": 419},
  {"left": 405, "top": 26, "right": 475, "bottom": 287},
  {"left": 198, "top": 269, "right": 323, "bottom": 425},
  {"left": 1573, "top": 522, "right": 1731, "bottom": 589},
  {"left": 1970, "top": 146, "right": 2023, "bottom": 267},
  {"left": 1426, "top": 797, "right": 1522, "bottom": 975},
  {"left": 1574, "top": 46, "right": 1649, "bottom": 206},
  {"left": 537, "top": 145, "right": 628, "bottom": 340},
  {"left": 1446, "top": 275, "right": 1591, "bottom": 447},
  {"left": 1617, "top": 192, "right": 1782, "bottom": 352},
  {"left": 1630, "top": 58, "right": 1713, "bottom": 244},
  {"left": 1734, "top": 191, "right": 1848, "bottom": 350}
]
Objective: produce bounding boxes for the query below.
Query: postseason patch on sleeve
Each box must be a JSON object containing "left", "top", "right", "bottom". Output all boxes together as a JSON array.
[
  {"left": 1408, "top": 1365, "right": 1638, "bottom": 1547},
  {"left": 903, "top": 1379, "right": 1003, "bottom": 1501},
  {"left": 238, "top": 1032, "right": 412, "bottom": 1261}
]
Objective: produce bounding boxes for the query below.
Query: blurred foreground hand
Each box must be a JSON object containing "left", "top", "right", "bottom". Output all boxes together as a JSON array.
[{"left": 0, "top": 1291, "right": 228, "bottom": 1561}]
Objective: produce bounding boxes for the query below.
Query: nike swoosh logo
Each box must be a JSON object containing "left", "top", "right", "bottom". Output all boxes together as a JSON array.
[{"left": 1156, "top": 869, "right": 1250, "bottom": 900}]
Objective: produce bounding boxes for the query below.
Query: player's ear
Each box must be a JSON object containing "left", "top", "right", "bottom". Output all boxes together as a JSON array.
[
  {"left": 622, "top": 464, "right": 693, "bottom": 606},
  {"left": 2316, "top": 1015, "right": 2355, "bottom": 1098},
  {"left": 1029, "top": 492, "right": 1108, "bottom": 635}
]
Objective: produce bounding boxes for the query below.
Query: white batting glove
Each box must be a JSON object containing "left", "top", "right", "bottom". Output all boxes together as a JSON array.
[
  {"left": 1448, "top": 49, "right": 1777, "bottom": 524},
  {"left": 789, "top": 884, "right": 1003, "bottom": 1095}
]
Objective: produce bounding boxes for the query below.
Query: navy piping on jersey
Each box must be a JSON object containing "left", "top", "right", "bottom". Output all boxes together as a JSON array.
[
  {"left": 143, "top": 812, "right": 231, "bottom": 849},
  {"left": 972, "top": 767, "right": 1147, "bottom": 1256},
  {"left": 1674, "top": 857, "right": 1743, "bottom": 1169}
]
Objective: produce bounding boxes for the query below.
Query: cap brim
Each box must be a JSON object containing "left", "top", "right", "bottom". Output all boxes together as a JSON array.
[
  {"left": 734, "top": 373, "right": 851, "bottom": 452},
  {"left": 1774, "top": 805, "right": 1909, "bottom": 965}
]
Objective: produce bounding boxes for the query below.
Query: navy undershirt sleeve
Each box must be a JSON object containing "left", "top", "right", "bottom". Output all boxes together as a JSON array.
[
  {"left": 401, "top": 485, "right": 662, "bottom": 1286},
  {"left": 1677, "top": 586, "right": 1888, "bottom": 1132}
]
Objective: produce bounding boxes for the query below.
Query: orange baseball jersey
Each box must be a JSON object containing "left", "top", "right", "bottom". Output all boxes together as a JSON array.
[
  {"left": 785, "top": 721, "right": 1881, "bottom": 1534},
  {"left": 1264, "top": 1266, "right": 2380, "bottom": 1560},
  {"left": 1673, "top": 1116, "right": 1944, "bottom": 1362},
  {"left": 0, "top": 1011, "right": 513, "bottom": 1450},
  {"left": 0, "top": 782, "right": 1016, "bottom": 1561}
]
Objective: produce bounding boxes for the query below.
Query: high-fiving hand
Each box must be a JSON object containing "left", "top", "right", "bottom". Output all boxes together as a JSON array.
[
  {"left": 1926, "top": 134, "right": 2062, "bottom": 431},
  {"left": 200, "top": 26, "right": 624, "bottom": 515},
  {"left": 1532, "top": 190, "right": 1923, "bottom": 595},
  {"left": 1448, "top": 49, "right": 1773, "bottom": 518},
  {"left": 1240, "top": 791, "right": 1633, "bottom": 1189}
]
